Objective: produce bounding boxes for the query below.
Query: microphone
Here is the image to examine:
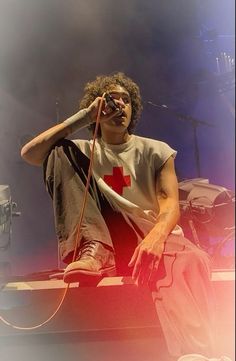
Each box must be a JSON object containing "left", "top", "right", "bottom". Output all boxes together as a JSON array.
[
  {"left": 104, "top": 93, "right": 119, "bottom": 111},
  {"left": 102, "top": 93, "right": 122, "bottom": 116}
]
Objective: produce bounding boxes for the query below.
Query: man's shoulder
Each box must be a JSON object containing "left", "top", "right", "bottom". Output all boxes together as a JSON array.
[
  {"left": 72, "top": 138, "right": 90, "bottom": 148},
  {"left": 69, "top": 138, "right": 91, "bottom": 155},
  {"left": 133, "top": 135, "right": 169, "bottom": 149},
  {"left": 133, "top": 135, "right": 177, "bottom": 163}
]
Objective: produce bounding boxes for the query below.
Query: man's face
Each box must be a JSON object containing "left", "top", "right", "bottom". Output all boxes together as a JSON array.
[{"left": 100, "top": 85, "right": 132, "bottom": 135}]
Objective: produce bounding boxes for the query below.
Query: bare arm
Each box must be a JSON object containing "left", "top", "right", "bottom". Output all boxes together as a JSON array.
[
  {"left": 129, "top": 156, "right": 180, "bottom": 285},
  {"left": 21, "top": 122, "right": 70, "bottom": 166},
  {"left": 152, "top": 155, "right": 180, "bottom": 240},
  {"left": 20, "top": 107, "right": 95, "bottom": 166},
  {"left": 21, "top": 96, "right": 122, "bottom": 166}
]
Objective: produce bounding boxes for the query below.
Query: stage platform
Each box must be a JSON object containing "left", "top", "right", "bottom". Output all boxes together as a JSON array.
[{"left": 0, "top": 270, "right": 235, "bottom": 361}]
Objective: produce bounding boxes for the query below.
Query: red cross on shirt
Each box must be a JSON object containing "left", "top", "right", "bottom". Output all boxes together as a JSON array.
[{"left": 104, "top": 166, "right": 131, "bottom": 195}]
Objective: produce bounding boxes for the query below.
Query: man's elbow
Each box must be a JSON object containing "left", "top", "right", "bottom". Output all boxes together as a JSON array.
[{"left": 20, "top": 145, "right": 44, "bottom": 167}]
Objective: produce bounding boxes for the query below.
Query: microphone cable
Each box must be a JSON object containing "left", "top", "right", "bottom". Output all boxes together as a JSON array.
[{"left": 0, "top": 94, "right": 106, "bottom": 330}]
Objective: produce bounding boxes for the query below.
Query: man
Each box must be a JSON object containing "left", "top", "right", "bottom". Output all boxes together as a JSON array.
[{"left": 21, "top": 72, "right": 216, "bottom": 359}]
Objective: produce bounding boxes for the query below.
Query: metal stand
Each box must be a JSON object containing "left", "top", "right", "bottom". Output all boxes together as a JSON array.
[{"left": 146, "top": 101, "right": 214, "bottom": 177}]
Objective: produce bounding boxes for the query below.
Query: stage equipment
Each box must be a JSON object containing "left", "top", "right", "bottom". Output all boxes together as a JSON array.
[
  {"left": 0, "top": 185, "right": 21, "bottom": 278},
  {"left": 178, "top": 178, "right": 235, "bottom": 268},
  {"left": 0, "top": 185, "right": 12, "bottom": 250}
]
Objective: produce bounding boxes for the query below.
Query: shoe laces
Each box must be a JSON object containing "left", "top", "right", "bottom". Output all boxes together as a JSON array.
[{"left": 77, "top": 240, "right": 97, "bottom": 259}]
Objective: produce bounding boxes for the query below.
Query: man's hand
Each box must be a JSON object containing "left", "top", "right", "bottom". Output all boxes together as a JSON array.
[
  {"left": 87, "top": 96, "right": 122, "bottom": 124},
  {"left": 128, "top": 229, "right": 165, "bottom": 287}
]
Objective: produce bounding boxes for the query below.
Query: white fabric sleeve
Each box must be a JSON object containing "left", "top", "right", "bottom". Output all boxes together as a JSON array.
[{"left": 63, "top": 108, "right": 93, "bottom": 134}]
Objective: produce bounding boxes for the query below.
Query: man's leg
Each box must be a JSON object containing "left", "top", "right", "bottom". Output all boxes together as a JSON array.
[
  {"left": 152, "top": 234, "right": 215, "bottom": 358},
  {"left": 44, "top": 139, "right": 139, "bottom": 281}
]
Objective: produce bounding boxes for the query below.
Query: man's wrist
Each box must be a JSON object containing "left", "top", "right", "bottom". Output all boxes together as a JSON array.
[{"left": 63, "top": 108, "right": 93, "bottom": 134}]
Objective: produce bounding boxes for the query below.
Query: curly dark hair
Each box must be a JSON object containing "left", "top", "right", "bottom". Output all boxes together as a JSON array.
[{"left": 79, "top": 72, "right": 143, "bottom": 136}]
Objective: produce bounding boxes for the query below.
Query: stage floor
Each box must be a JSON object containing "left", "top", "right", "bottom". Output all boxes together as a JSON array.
[{"left": 0, "top": 270, "right": 235, "bottom": 361}]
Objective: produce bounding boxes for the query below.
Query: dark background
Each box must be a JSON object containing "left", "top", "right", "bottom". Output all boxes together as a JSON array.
[{"left": 0, "top": 0, "right": 234, "bottom": 275}]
